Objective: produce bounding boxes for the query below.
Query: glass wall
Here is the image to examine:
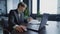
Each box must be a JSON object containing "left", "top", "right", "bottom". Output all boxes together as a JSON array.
[{"left": 0, "top": 0, "right": 7, "bottom": 15}]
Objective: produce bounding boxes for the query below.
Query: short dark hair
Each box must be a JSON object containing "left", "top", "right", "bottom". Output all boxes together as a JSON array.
[{"left": 18, "top": 2, "right": 27, "bottom": 8}]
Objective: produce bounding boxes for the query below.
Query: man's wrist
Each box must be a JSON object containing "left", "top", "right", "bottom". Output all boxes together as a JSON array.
[{"left": 13, "top": 25, "right": 19, "bottom": 29}]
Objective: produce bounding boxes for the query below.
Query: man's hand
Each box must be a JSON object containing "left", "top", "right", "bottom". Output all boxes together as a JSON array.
[
  {"left": 15, "top": 25, "right": 26, "bottom": 32},
  {"left": 27, "top": 17, "right": 33, "bottom": 22}
]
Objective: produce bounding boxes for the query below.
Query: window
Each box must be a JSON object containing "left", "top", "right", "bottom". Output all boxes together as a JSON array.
[
  {"left": 40, "top": 0, "right": 57, "bottom": 14},
  {"left": 20, "top": 0, "right": 23, "bottom": 2},
  {"left": 32, "top": 0, "right": 37, "bottom": 14}
]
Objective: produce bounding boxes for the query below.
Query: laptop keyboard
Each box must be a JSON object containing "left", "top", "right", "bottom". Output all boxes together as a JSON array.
[{"left": 27, "top": 24, "right": 40, "bottom": 30}]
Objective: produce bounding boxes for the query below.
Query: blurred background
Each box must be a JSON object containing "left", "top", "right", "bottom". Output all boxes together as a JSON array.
[{"left": 0, "top": 0, "right": 60, "bottom": 34}]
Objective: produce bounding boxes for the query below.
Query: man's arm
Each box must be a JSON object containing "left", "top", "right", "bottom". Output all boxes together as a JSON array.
[{"left": 8, "top": 10, "right": 17, "bottom": 28}]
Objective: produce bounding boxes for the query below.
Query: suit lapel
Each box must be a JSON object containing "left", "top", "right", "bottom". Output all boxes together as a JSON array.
[
  {"left": 14, "top": 9, "right": 24, "bottom": 24},
  {"left": 14, "top": 10, "right": 20, "bottom": 23}
]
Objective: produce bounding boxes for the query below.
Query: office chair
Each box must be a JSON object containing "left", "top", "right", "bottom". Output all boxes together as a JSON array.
[{"left": 2, "top": 17, "right": 9, "bottom": 34}]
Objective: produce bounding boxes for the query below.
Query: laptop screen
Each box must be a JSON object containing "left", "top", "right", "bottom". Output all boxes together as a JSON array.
[{"left": 39, "top": 14, "right": 49, "bottom": 29}]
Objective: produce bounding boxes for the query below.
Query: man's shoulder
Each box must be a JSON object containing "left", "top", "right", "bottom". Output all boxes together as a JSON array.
[
  {"left": 10, "top": 9, "right": 17, "bottom": 12},
  {"left": 10, "top": 9, "right": 17, "bottom": 13}
]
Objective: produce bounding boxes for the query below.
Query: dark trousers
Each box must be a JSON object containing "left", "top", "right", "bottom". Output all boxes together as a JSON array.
[{"left": 3, "top": 30, "right": 9, "bottom": 34}]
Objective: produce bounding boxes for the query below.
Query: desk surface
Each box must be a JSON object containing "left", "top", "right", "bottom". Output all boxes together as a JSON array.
[{"left": 18, "top": 21, "right": 60, "bottom": 34}]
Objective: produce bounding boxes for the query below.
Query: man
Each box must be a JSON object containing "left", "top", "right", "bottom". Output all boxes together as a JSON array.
[{"left": 8, "top": 2, "right": 27, "bottom": 34}]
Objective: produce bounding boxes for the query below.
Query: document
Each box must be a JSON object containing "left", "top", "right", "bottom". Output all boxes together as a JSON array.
[{"left": 28, "top": 19, "right": 40, "bottom": 25}]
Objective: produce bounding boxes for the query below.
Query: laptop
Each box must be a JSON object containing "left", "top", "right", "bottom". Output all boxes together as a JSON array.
[{"left": 27, "top": 13, "right": 49, "bottom": 32}]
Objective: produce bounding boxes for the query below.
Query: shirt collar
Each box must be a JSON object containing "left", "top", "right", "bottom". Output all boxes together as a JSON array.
[{"left": 18, "top": 9, "right": 23, "bottom": 14}]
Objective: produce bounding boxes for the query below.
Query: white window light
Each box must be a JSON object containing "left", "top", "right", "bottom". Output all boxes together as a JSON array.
[
  {"left": 40, "top": 0, "right": 57, "bottom": 14},
  {"left": 32, "top": 0, "right": 37, "bottom": 14},
  {"left": 20, "top": 0, "right": 23, "bottom": 2}
]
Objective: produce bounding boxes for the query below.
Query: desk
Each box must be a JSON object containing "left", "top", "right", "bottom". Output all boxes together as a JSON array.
[{"left": 15, "top": 21, "right": 60, "bottom": 34}]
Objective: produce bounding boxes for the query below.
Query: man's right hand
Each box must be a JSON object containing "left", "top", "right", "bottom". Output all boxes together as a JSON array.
[
  {"left": 15, "top": 26, "right": 24, "bottom": 32},
  {"left": 15, "top": 25, "right": 26, "bottom": 32}
]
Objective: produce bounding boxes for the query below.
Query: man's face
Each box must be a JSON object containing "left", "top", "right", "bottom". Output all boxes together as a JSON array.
[{"left": 18, "top": 5, "right": 26, "bottom": 12}]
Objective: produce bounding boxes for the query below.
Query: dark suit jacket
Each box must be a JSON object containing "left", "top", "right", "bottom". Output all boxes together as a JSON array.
[{"left": 8, "top": 9, "right": 27, "bottom": 32}]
